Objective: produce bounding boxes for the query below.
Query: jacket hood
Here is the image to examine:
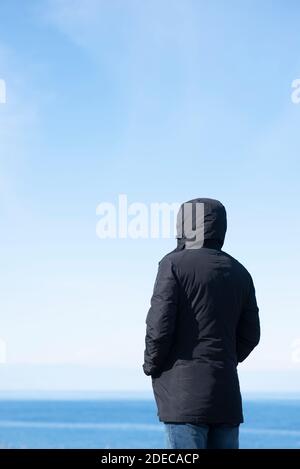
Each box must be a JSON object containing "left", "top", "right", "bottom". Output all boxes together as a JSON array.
[{"left": 176, "top": 198, "right": 227, "bottom": 250}]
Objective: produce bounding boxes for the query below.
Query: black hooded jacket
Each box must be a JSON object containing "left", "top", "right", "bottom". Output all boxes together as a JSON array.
[{"left": 143, "top": 198, "right": 260, "bottom": 424}]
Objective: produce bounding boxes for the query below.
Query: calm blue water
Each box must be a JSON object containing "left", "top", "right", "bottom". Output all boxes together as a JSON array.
[{"left": 0, "top": 399, "right": 299, "bottom": 449}]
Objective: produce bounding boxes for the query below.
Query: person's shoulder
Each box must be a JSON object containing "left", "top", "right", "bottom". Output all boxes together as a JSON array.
[
  {"left": 221, "top": 250, "right": 253, "bottom": 279},
  {"left": 158, "top": 247, "right": 185, "bottom": 266}
]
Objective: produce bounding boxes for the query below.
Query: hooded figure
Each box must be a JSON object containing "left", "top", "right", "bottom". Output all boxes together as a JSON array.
[{"left": 143, "top": 198, "right": 260, "bottom": 430}]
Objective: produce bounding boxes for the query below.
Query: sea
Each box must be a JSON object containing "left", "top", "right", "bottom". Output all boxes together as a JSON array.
[{"left": 0, "top": 394, "right": 299, "bottom": 449}]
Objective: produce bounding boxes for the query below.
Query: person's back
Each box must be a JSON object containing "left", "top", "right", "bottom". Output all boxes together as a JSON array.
[{"left": 143, "top": 198, "right": 260, "bottom": 449}]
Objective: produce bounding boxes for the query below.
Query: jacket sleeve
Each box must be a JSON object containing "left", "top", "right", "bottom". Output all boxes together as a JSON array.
[
  {"left": 236, "top": 275, "right": 260, "bottom": 363},
  {"left": 143, "top": 257, "right": 179, "bottom": 377}
]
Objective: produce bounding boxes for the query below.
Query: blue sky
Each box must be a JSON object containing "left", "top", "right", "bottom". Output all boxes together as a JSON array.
[{"left": 0, "top": 0, "right": 300, "bottom": 392}]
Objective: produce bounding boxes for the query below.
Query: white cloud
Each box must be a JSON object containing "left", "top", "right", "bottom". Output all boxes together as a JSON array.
[{"left": 0, "top": 78, "right": 6, "bottom": 104}]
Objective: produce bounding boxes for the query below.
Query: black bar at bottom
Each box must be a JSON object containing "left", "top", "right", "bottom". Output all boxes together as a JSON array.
[{"left": 0, "top": 449, "right": 299, "bottom": 466}]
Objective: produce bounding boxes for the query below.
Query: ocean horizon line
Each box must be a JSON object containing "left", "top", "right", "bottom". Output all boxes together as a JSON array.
[{"left": 0, "top": 390, "right": 299, "bottom": 400}]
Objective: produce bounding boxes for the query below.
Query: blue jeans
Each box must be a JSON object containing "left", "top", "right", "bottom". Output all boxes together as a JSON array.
[{"left": 164, "top": 423, "right": 239, "bottom": 449}]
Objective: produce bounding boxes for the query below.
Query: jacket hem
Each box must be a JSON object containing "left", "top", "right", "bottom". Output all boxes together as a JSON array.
[{"left": 158, "top": 415, "right": 244, "bottom": 425}]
